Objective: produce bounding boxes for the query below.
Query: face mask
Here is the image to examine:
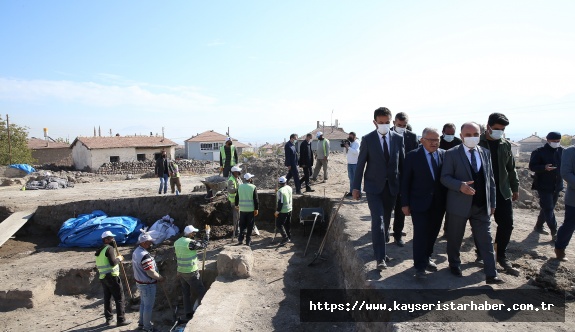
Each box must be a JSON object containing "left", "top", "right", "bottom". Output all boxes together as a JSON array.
[
  {"left": 443, "top": 135, "right": 455, "bottom": 142},
  {"left": 395, "top": 127, "right": 406, "bottom": 134},
  {"left": 463, "top": 137, "right": 480, "bottom": 148},
  {"left": 549, "top": 142, "right": 561, "bottom": 149},
  {"left": 490, "top": 129, "right": 504, "bottom": 140},
  {"left": 377, "top": 124, "right": 390, "bottom": 135}
]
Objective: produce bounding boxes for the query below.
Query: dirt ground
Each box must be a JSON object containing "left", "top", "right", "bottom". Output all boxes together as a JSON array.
[{"left": 1, "top": 153, "right": 574, "bottom": 331}]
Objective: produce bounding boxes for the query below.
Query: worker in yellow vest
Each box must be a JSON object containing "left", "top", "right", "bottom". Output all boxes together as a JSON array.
[
  {"left": 235, "top": 173, "right": 259, "bottom": 246},
  {"left": 228, "top": 165, "right": 243, "bottom": 237},
  {"left": 95, "top": 231, "right": 131, "bottom": 327},
  {"left": 168, "top": 160, "right": 181, "bottom": 195},
  {"left": 174, "top": 225, "right": 210, "bottom": 321},
  {"left": 312, "top": 131, "right": 330, "bottom": 182},
  {"left": 220, "top": 137, "right": 238, "bottom": 177},
  {"left": 274, "top": 176, "right": 293, "bottom": 245}
]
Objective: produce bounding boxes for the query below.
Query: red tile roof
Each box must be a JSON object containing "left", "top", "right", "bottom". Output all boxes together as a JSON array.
[
  {"left": 27, "top": 138, "right": 70, "bottom": 149},
  {"left": 71, "top": 136, "right": 177, "bottom": 149},
  {"left": 185, "top": 130, "right": 250, "bottom": 147}
]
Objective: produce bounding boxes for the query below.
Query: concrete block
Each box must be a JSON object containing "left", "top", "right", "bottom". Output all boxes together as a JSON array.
[{"left": 216, "top": 245, "right": 254, "bottom": 278}]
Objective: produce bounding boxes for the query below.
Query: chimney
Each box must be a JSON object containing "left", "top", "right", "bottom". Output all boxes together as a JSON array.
[
  {"left": 335, "top": 119, "right": 338, "bottom": 128},
  {"left": 317, "top": 121, "right": 320, "bottom": 129},
  {"left": 98, "top": 126, "right": 101, "bottom": 137}
]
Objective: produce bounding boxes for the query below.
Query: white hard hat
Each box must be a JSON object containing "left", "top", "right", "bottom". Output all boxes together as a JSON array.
[
  {"left": 101, "top": 230, "right": 116, "bottom": 239},
  {"left": 184, "top": 225, "right": 199, "bottom": 235},
  {"left": 243, "top": 173, "right": 255, "bottom": 180},
  {"left": 316, "top": 131, "right": 323, "bottom": 138},
  {"left": 226, "top": 137, "right": 232, "bottom": 142},
  {"left": 138, "top": 232, "right": 154, "bottom": 243},
  {"left": 231, "top": 166, "right": 242, "bottom": 173},
  {"left": 278, "top": 176, "right": 287, "bottom": 184}
]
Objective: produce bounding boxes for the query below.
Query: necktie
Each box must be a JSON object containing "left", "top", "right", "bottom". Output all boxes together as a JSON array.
[
  {"left": 469, "top": 148, "right": 477, "bottom": 173},
  {"left": 382, "top": 135, "right": 390, "bottom": 163},
  {"left": 429, "top": 152, "right": 438, "bottom": 179}
]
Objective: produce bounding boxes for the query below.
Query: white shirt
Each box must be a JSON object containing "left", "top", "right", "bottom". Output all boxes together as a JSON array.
[
  {"left": 378, "top": 133, "right": 391, "bottom": 155},
  {"left": 346, "top": 139, "right": 360, "bottom": 164},
  {"left": 464, "top": 147, "right": 482, "bottom": 172}
]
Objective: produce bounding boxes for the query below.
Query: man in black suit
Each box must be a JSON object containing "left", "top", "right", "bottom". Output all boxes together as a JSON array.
[
  {"left": 401, "top": 127, "right": 447, "bottom": 279},
  {"left": 284, "top": 133, "right": 302, "bottom": 195},
  {"left": 440, "top": 122, "right": 504, "bottom": 284},
  {"left": 392, "top": 112, "right": 418, "bottom": 246},
  {"left": 298, "top": 133, "right": 315, "bottom": 193},
  {"left": 353, "top": 107, "right": 405, "bottom": 270}
]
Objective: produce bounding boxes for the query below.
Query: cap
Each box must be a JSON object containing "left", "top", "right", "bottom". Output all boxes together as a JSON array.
[
  {"left": 184, "top": 225, "right": 199, "bottom": 235},
  {"left": 101, "top": 230, "right": 116, "bottom": 239},
  {"left": 316, "top": 131, "right": 323, "bottom": 138},
  {"left": 278, "top": 176, "right": 287, "bottom": 184},
  {"left": 546, "top": 132, "right": 561, "bottom": 140},
  {"left": 243, "top": 173, "right": 255, "bottom": 180},
  {"left": 138, "top": 232, "right": 154, "bottom": 243},
  {"left": 226, "top": 137, "right": 232, "bottom": 142},
  {"left": 231, "top": 165, "right": 242, "bottom": 173}
]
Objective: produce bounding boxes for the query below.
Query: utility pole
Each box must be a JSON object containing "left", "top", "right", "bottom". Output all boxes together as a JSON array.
[
  {"left": 6, "top": 114, "right": 12, "bottom": 165},
  {"left": 161, "top": 127, "right": 164, "bottom": 141}
]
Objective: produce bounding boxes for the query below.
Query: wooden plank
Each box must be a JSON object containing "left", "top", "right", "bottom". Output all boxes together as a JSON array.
[{"left": 0, "top": 210, "right": 36, "bottom": 247}]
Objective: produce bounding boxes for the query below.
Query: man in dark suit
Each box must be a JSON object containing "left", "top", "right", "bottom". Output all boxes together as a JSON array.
[
  {"left": 392, "top": 112, "right": 418, "bottom": 246},
  {"left": 401, "top": 127, "right": 447, "bottom": 279},
  {"left": 440, "top": 122, "right": 503, "bottom": 284},
  {"left": 298, "top": 133, "right": 315, "bottom": 192},
  {"left": 353, "top": 107, "right": 405, "bottom": 270},
  {"left": 284, "top": 133, "right": 302, "bottom": 195}
]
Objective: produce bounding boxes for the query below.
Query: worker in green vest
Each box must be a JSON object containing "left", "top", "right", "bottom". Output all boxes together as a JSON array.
[
  {"left": 95, "top": 231, "right": 131, "bottom": 327},
  {"left": 228, "top": 165, "right": 243, "bottom": 238},
  {"left": 235, "top": 173, "right": 259, "bottom": 246},
  {"left": 274, "top": 176, "right": 293, "bottom": 245},
  {"left": 220, "top": 137, "right": 238, "bottom": 177},
  {"left": 168, "top": 160, "right": 181, "bottom": 195},
  {"left": 174, "top": 225, "right": 210, "bottom": 321},
  {"left": 312, "top": 131, "right": 330, "bottom": 182}
]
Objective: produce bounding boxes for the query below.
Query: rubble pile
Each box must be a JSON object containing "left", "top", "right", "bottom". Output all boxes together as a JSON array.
[
  {"left": 96, "top": 159, "right": 218, "bottom": 175},
  {"left": 241, "top": 157, "right": 285, "bottom": 190}
]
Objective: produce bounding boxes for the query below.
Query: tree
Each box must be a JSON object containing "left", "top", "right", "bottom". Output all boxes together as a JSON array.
[
  {"left": 561, "top": 134, "right": 572, "bottom": 147},
  {"left": 0, "top": 115, "right": 35, "bottom": 165}
]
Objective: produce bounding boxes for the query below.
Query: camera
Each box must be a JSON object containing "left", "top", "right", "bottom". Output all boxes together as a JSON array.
[{"left": 340, "top": 139, "right": 350, "bottom": 148}]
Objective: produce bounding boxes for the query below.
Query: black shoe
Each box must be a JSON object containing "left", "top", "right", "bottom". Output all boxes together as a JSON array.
[
  {"left": 384, "top": 255, "right": 391, "bottom": 262},
  {"left": 245, "top": 242, "right": 251, "bottom": 246},
  {"left": 306, "top": 187, "right": 315, "bottom": 192},
  {"left": 426, "top": 260, "right": 438, "bottom": 272},
  {"left": 475, "top": 256, "right": 484, "bottom": 266},
  {"left": 486, "top": 276, "right": 505, "bottom": 284},
  {"left": 117, "top": 320, "right": 132, "bottom": 327},
  {"left": 236, "top": 241, "right": 243, "bottom": 246},
  {"left": 450, "top": 266, "right": 462, "bottom": 276},
  {"left": 280, "top": 237, "right": 288, "bottom": 245},
  {"left": 498, "top": 259, "right": 520, "bottom": 276},
  {"left": 534, "top": 226, "right": 550, "bottom": 235},
  {"left": 377, "top": 260, "right": 387, "bottom": 271},
  {"left": 415, "top": 270, "right": 427, "bottom": 279},
  {"left": 395, "top": 238, "right": 405, "bottom": 247},
  {"left": 105, "top": 319, "right": 113, "bottom": 326},
  {"left": 345, "top": 192, "right": 353, "bottom": 197},
  {"left": 295, "top": 191, "right": 303, "bottom": 195}
]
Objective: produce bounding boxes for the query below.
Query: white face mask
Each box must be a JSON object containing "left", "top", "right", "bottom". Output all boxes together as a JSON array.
[
  {"left": 443, "top": 135, "right": 455, "bottom": 142},
  {"left": 549, "top": 142, "right": 561, "bottom": 149},
  {"left": 463, "top": 136, "right": 480, "bottom": 148},
  {"left": 395, "top": 127, "right": 406, "bottom": 134},
  {"left": 490, "top": 129, "right": 504, "bottom": 140},
  {"left": 377, "top": 124, "right": 390, "bottom": 135}
]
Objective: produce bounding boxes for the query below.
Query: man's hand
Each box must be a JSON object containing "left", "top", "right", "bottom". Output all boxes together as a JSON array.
[
  {"left": 545, "top": 164, "right": 557, "bottom": 171},
  {"left": 254, "top": 210, "right": 259, "bottom": 217},
  {"left": 288, "top": 166, "right": 291, "bottom": 171},
  {"left": 274, "top": 211, "right": 279, "bottom": 218},
  {"left": 402, "top": 206, "right": 411, "bottom": 216},
  {"left": 205, "top": 225, "right": 211, "bottom": 236},
  {"left": 323, "top": 157, "right": 328, "bottom": 161},
  {"left": 117, "top": 255, "right": 124, "bottom": 262},
  {"left": 460, "top": 181, "right": 476, "bottom": 195},
  {"left": 490, "top": 208, "right": 496, "bottom": 216},
  {"left": 352, "top": 189, "right": 361, "bottom": 200},
  {"left": 512, "top": 192, "right": 519, "bottom": 201}
]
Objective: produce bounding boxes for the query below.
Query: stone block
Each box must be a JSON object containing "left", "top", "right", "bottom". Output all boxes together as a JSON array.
[{"left": 216, "top": 245, "right": 254, "bottom": 278}]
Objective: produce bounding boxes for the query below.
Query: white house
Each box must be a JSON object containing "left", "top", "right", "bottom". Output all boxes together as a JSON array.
[
  {"left": 509, "top": 140, "right": 521, "bottom": 157},
  {"left": 71, "top": 136, "right": 177, "bottom": 171},
  {"left": 184, "top": 130, "right": 252, "bottom": 161},
  {"left": 518, "top": 133, "right": 545, "bottom": 153}
]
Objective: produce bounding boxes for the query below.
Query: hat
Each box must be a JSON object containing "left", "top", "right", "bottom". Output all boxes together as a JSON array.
[
  {"left": 243, "top": 173, "right": 255, "bottom": 180},
  {"left": 316, "top": 131, "right": 323, "bottom": 138},
  {"left": 225, "top": 137, "right": 232, "bottom": 142},
  {"left": 231, "top": 165, "right": 242, "bottom": 173},
  {"left": 546, "top": 132, "right": 561, "bottom": 140},
  {"left": 101, "top": 230, "right": 116, "bottom": 239},
  {"left": 278, "top": 176, "right": 287, "bottom": 184},
  {"left": 184, "top": 225, "right": 199, "bottom": 235},
  {"left": 138, "top": 230, "right": 154, "bottom": 243}
]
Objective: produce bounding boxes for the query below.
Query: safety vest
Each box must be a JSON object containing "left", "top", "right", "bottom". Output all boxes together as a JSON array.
[
  {"left": 278, "top": 186, "right": 293, "bottom": 213},
  {"left": 220, "top": 145, "right": 237, "bottom": 166},
  {"left": 238, "top": 183, "right": 256, "bottom": 212},
  {"left": 228, "top": 175, "right": 241, "bottom": 202},
  {"left": 96, "top": 245, "right": 120, "bottom": 279},
  {"left": 174, "top": 237, "right": 199, "bottom": 273},
  {"left": 169, "top": 163, "right": 180, "bottom": 178},
  {"left": 321, "top": 139, "right": 330, "bottom": 156}
]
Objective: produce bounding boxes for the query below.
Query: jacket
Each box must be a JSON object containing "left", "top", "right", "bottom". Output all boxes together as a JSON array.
[
  {"left": 478, "top": 134, "right": 519, "bottom": 199},
  {"left": 530, "top": 143, "right": 564, "bottom": 192},
  {"left": 298, "top": 140, "right": 314, "bottom": 167}
]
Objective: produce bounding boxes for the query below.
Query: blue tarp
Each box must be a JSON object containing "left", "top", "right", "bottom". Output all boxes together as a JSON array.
[
  {"left": 58, "top": 210, "right": 144, "bottom": 248},
  {"left": 9, "top": 164, "right": 36, "bottom": 174}
]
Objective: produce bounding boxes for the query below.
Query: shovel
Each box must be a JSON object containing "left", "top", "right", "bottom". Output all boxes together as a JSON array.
[
  {"left": 303, "top": 212, "right": 321, "bottom": 257},
  {"left": 111, "top": 240, "right": 139, "bottom": 305}
]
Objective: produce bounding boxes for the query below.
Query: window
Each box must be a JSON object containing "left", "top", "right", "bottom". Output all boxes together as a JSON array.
[
  {"left": 110, "top": 156, "right": 120, "bottom": 162},
  {"left": 200, "top": 143, "right": 222, "bottom": 151},
  {"left": 137, "top": 154, "right": 146, "bottom": 161}
]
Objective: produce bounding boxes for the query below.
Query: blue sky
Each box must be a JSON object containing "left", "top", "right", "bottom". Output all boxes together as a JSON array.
[{"left": 1, "top": 1, "right": 574, "bottom": 146}]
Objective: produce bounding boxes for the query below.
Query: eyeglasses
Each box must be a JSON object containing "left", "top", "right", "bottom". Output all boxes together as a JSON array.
[{"left": 422, "top": 138, "right": 440, "bottom": 143}]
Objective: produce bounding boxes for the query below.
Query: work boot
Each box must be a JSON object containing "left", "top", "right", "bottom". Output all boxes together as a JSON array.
[
  {"left": 306, "top": 186, "right": 315, "bottom": 192},
  {"left": 555, "top": 248, "right": 568, "bottom": 261},
  {"left": 498, "top": 259, "right": 520, "bottom": 276}
]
